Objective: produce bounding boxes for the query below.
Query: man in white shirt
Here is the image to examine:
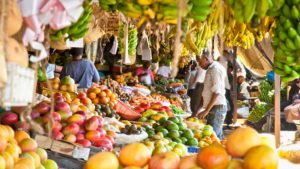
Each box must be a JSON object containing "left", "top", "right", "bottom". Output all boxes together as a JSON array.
[{"left": 196, "top": 49, "right": 227, "bottom": 139}]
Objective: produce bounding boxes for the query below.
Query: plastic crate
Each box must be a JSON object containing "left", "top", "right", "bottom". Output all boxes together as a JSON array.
[
  {"left": 187, "top": 146, "right": 200, "bottom": 154},
  {"left": 0, "top": 63, "right": 35, "bottom": 107}
]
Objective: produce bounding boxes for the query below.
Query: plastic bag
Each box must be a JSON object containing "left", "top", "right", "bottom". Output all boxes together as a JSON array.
[{"left": 115, "top": 130, "right": 148, "bottom": 145}]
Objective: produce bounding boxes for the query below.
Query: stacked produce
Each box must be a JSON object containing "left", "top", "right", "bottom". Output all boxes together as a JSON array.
[
  {"left": 226, "top": 0, "right": 284, "bottom": 23},
  {"left": 86, "top": 85, "right": 118, "bottom": 108},
  {"left": 31, "top": 96, "right": 115, "bottom": 150},
  {"left": 272, "top": 1, "right": 300, "bottom": 82},
  {"left": 50, "top": 0, "right": 93, "bottom": 41},
  {"left": 128, "top": 25, "right": 138, "bottom": 56},
  {"left": 143, "top": 116, "right": 199, "bottom": 147},
  {"left": 183, "top": 0, "right": 220, "bottom": 55},
  {"left": 0, "top": 125, "right": 58, "bottom": 169},
  {"left": 86, "top": 126, "right": 278, "bottom": 169},
  {"left": 247, "top": 102, "right": 271, "bottom": 123}
]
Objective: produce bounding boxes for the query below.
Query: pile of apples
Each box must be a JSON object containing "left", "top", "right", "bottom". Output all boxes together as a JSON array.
[
  {"left": 86, "top": 85, "right": 118, "bottom": 108},
  {"left": 32, "top": 96, "right": 115, "bottom": 150},
  {"left": 0, "top": 125, "right": 58, "bottom": 169}
]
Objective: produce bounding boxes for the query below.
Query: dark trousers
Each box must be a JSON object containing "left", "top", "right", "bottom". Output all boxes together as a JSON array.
[
  {"left": 189, "top": 83, "right": 204, "bottom": 115},
  {"left": 225, "top": 89, "right": 234, "bottom": 126}
]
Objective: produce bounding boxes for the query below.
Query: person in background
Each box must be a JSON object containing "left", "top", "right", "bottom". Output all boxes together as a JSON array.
[
  {"left": 136, "top": 61, "right": 154, "bottom": 85},
  {"left": 196, "top": 49, "right": 227, "bottom": 139},
  {"left": 157, "top": 62, "right": 171, "bottom": 78},
  {"left": 60, "top": 48, "right": 100, "bottom": 88},
  {"left": 187, "top": 60, "right": 206, "bottom": 116},
  {"left": 45, "top": 49, "right": 63, "bottom": 79},
  {"left": 237, "top": 75, "right": 250, "bottom": 101},
  {"left": 185, "top": 60, "right": 198, "bottom": 110}
]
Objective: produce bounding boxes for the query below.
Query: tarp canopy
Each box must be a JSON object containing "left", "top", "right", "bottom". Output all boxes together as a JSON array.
[{"left": 237, "top": 38, "right": 273, "bottom": 77}]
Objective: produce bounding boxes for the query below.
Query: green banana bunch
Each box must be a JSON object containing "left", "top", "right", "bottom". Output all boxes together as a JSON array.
[
  {"left": 118, "top": 23, "right": 125, "bottom": 56},
  {"left": 189, "top": 0, "right": 213, "bottom": 21},
  {"left": 50, "top": 0, "right": 92, "bottom": 41},
  {"left": 272, "top": 0, "right": 300, "bottom": 82},
  {"left": 266, "top": 0, "right": 285, "bottom": 16},
  {"left": 248, "top": 102, "right": 271, "bottom": 123},
  {"left": 99, "top": 0, "right": 118, "bottom": 11},
  {"left": 128, "top": 26, "right": 138, "bottom": 56}
]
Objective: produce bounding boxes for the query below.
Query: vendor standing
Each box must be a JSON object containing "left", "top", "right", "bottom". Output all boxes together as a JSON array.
[
  {"left": 237, "top": 75, "right": 250, "bottom": 101},
  {"left": 60, "top": 48, "right": 100, "bottom": 88},
  {"left": 136, "top": 61, "right": 155, "bottom": 85},
  {"left": 196, "top": 49, "right": 227, "bottom": 139}
]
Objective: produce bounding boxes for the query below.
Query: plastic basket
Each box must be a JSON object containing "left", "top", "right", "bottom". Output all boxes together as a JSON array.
[
  {"left": 187, "top": 146, "right": 200, "bottom": 154},
  {"left": 115, "top": 100, "right": 141, "bottom": 120},
  {"left": 0, "top": 63, "right": 35, "bottom": 107}
]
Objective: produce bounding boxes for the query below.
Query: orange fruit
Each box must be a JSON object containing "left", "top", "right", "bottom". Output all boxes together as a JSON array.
[
  {"left": 85, "top": 152, "right": 119, "bottom": 169},
  {"left": 92, "top": 98, "right": 100, "bottom": 104},
  {"left": 226, "top": 127, "right": 261, "bottom": 158},
  {"left": 119, "top": 143, "right": 151, "bottom": 167},
  {"left": 243, "top": 145, "right": 278, "bottom": 169},
  {"left": 88, "top": 92, "right": 97, "bottom": 100},
  {"left": 15, "top": 130, "right": 30, "bottom": 144},
  {"left": 94, "top": 88, "right": 101, "bottom": 94},
  {"left": 99, "top": 91, "right": 107, "bottom": 97},
  {"left": 197, "top": 142, "right": 230, "bottom": 169},
  {"left": 100, "top": 97, "right": 110, "bottom": 104},
  {"left": 105, "top": 89, "right": 112, "bottom": 97}
]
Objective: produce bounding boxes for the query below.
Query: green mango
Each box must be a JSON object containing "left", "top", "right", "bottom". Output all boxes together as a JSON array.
[
  {"left": 291, "top": 5, "right": 300, "bottom": 19},
  {"left": 288, "top": 27, "right": 298, "bottom": 39}
]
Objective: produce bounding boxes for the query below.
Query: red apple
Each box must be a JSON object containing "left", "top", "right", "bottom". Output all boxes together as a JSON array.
[
  {"left": 77, "top": 92, "right": 86, "bottom": 100},
  {"left": 58, "top": 111, "right": 72, "bottom": 121},
  {"left": 54, "top": 96, "right": 65, "bottom": 103},
  {"left": 76, "top": 133, "right": 85, "bottom": 141},
  {"left": 140, "top": 102, "right": 151, "bottom": 109},
  {"left": 67, "top": 114, "right": 85, "bottom": 125},
  {"left": 34, "top": 102, "right": 50, "bottom": 114},
  {"left": 85, "top": 131, "right": 101, "bottom": 142},
  {"left": 149, "top": 152, "right": 180, "bottom": 169},
  {"left": 93, "top": 137, "right": 113, "bottom": 151},
  {"left": 52, "top": 121, "right": 62, "bottom": 132},
  {"left": 97, "top": 128, "right": 106, "bottom": 138},
  {"left": 52, "top": 131, "right": 64, "bottom": 140},
  {"left": 105, "top": 135, "right": 115, "bottom": 145},
  {"left": 76, "top": 139, "right": 91, "bottom": 148},
  {"left": 1, "top": 112, "right": 18, "bottom": 125},
  {"left": 31, "top": 109, "right": 41, "bottom": 119},
  {"left": 64, "top": 134, "right": 76, "bottom": 143},
  {"left": 14, "top": 121, "right": 31, "bottom": 131},
  {"left": 55, "top": 102, "right": 70, "bottom": 112},
  {"left": 134, "top": 107, "right": 145, "bottom": 114},
  {"left": 63, "top": 123, "right": 80, "bottom": 135},
  {"left": 85, "top": 116, "right": 99, "bottom": 131}
]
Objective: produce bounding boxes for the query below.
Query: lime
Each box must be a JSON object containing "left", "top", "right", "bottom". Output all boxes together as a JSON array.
[
  {"left": 147, "top": 119, "right": 156, "bottom": 124},
  {"left": 147, "top": 130, "right": 155, "bottom": 137},
  {"left": 168, "top": 142, "right": 177, "bottom": 149},
  {"left": 152, "top": 146, "right": 168, "bottom": 155},
  {"left": 202, "top": 125, "right": 213, "bottom": 136},
  {"left": 172, "top": 148, "right": 183, "bottom": 156},
  {"left": 139, "top": 117, "right": 148, "bottom": 122},
  {"left": 168, "top": 130, "right": 180, "bottom": 139},
  {"left": 187, "top": 138, "right": 198, "bottom": 146},
  {"left": 181, "top": 137, "right": 188, "bottom": 144},
  {"left": 165, "top": 121, "right": 179, "bottom": 131},
  {"left": 155, "top": 126, "right": 165, "bottom": 133},
  {"left": 183, "top": 129, "right": 194, "bottom": 139},
  {"left": 177, "top": 123, "right": 186, "bottom": 131},
  {"left": 160, "top": 129, "right": 169, "bottom": 137},
  {"left": 169, "top": 117, "right": 180, "bottom": 124},
  {"left": 173, "top": 138, "right": 182, "bottom": 143},
  {"left": 158, "top": 117, "right": 168, "bottom": 124}
]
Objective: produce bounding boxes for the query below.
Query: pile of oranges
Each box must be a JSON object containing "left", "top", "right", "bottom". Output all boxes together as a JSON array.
[{"left": 87, "top": 85, "right": 118, "bottom": 108}]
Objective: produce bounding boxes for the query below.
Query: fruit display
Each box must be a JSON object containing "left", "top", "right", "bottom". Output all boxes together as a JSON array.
[
  {"left": 86, "top": 85, "right": 118, "bottom": 108},
  {"left": 188, "top": 0, "right": 213, "bottom": 21},
  {"left": 100, "top": 78, "right": 133, "bottom": 101},
  {"left": 0, "top": 124, "right": 59, "bottom": 169},
  {"left": 95, "top": 104, "right": 120, "bottom": 119},
  {"left": 142, "top": 138, "right": 188, "bottom": 157},
  {"left": 50, "top": 0, "right": 93, "bottom": 41},
  {"left": 142, "top": 116, "right": 199, "bottom": 147},
  {"left": 114, "top": 73, "right": 139, "bottom": 85},
  {"left": 120, "top": 124, "right": 143, "bottom": 135},
  {"left": 272, "top": 0, "right": 300, "bottom": 82},
  {"left": 247, "top": 102, "right": 271, "bottom": 123}
]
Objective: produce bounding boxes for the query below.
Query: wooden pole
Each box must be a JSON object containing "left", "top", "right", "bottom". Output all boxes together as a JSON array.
[
  {"left": 232, "top": 46, "right": 238, "bottom": 124},
  {"left": 274, "top": 73, "right": 281, "bottom": 147}
]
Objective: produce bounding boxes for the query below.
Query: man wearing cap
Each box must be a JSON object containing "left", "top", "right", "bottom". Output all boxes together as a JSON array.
[
  {"left": 196, "top": 49, "right": 227, "bottom": 139},
  {"left": 60, "top": 48, "right": 100, "bottom": 88}
]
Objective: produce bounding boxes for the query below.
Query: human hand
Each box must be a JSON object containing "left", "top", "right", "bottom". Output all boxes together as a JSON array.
[{"left": 197, "top": 110, "right": 209, "bottom": 120}]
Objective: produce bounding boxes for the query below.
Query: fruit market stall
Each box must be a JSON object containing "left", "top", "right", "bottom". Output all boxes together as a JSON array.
[{"left": 2, "top": 0, "right": 300, "bottom": 168}]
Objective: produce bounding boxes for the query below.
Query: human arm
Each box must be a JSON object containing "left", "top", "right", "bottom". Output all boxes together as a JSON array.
[
  {"left": 55, "top": 65, "right": 63, "bottom": 73},
  {"left": 92, "top": 64, "right": 100, "bottom": 82},
  {"left": 198, "top": 92, "right": 218, "bottom": 119}
]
